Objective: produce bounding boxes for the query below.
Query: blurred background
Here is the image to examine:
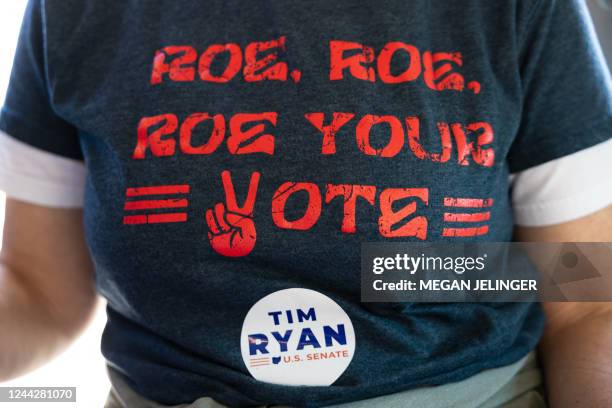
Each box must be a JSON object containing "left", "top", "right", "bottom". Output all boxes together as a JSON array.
[
  {"left": 0, "top": 5, "right": 109, "bottom": 408},
  {"left": 0, "top": 1, "right": 609, "bottom": 407}
]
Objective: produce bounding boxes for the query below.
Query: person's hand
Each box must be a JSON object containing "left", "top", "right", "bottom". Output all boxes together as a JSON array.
[{"left": 205, "top": 171, "right": 260, "bottom": 257}]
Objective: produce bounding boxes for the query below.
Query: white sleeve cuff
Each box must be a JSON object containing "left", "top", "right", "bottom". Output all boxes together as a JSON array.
[
  {"left": 510, "top": 138, "right": 612, "bottom": 226},
  {"left": 0, "top": 130, "right": 86, "bottom": 208}
]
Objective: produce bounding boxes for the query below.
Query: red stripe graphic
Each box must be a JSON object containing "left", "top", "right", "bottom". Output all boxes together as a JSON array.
[
  {"left": 442, "top": 226, "right": 489, "bottom": 237},
  {"left": 443, "top": 197, "right": 494, "bottom": 208},
  {"left": 249, "top": 357, "right": 270, "bottom": 367},
  {"left": 122, "top": 213, "right": 187, "bottom": 225},
  {"left": 124, "top": 198, "right": 188, "bottom": 211},
  {"left": 123, "top": 215, "right": 147, "bottom": 225},
  {"left": 126, "top": 184, "right": 190, "bottom": 197},
  {"left": 443, "top": 212, "right": 491, "bottom": 222},
  {"left": 123, "top": 184, "right": 190, "bottom": 225},
  {"left": 148, "top": 213, "right": 187, "bottom": 223}
]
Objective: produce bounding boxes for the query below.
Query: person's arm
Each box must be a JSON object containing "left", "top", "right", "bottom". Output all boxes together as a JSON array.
[
  {"left": 0, "top": 197, "right": 96, "bottom": 381},
  {"left": 515, "top": 204, "right": 612, "bottom": 407}
]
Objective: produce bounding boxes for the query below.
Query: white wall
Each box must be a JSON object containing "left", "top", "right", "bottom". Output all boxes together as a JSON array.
[{"left": 0, "top": 2, "right": 110, "bottom": 407}]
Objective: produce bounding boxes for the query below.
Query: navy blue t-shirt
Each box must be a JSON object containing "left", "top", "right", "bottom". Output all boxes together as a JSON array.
[{"left": 1, "top": 0, "right": 611, "bottom": 406}]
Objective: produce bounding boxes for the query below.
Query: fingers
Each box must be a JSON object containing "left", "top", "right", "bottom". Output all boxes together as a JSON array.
[
  {"left": 206, "top": 202, "right": 232, "bottom": 235},
  {"left": 221, "top": 170, "right": 261, "bottom": 214},
  {"left": 214, "top": 202, "right": 231, "bottom": 230},
  {"left": 242, "top": 171, "right": 261, "bottom": 213},
  {"left": 221, "top": 170, "right": 239, "bottom": 210},
  {"left": 205, "top": 208, "right": 220, "bottom": 234}
]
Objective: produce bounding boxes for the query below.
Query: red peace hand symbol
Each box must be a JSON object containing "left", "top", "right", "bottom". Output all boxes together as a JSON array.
[{"left": 205, "top": 171, "right": 260, "bottom": 257}]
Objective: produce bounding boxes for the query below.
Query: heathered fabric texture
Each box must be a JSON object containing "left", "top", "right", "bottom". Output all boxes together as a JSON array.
[{"left": 1, "top": 0, "right": 610, "bottom": 406}]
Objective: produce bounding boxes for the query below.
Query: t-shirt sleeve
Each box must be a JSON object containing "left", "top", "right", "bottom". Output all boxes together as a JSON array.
[
  {"left": 0, "top": 0, "right": 86, "bottom": 207},
  {"left": 510, "top": 138, "right": 612, "bottom": 226},
  {"left": 507, "top": 0, "right": 612, "bottom": 173}
]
